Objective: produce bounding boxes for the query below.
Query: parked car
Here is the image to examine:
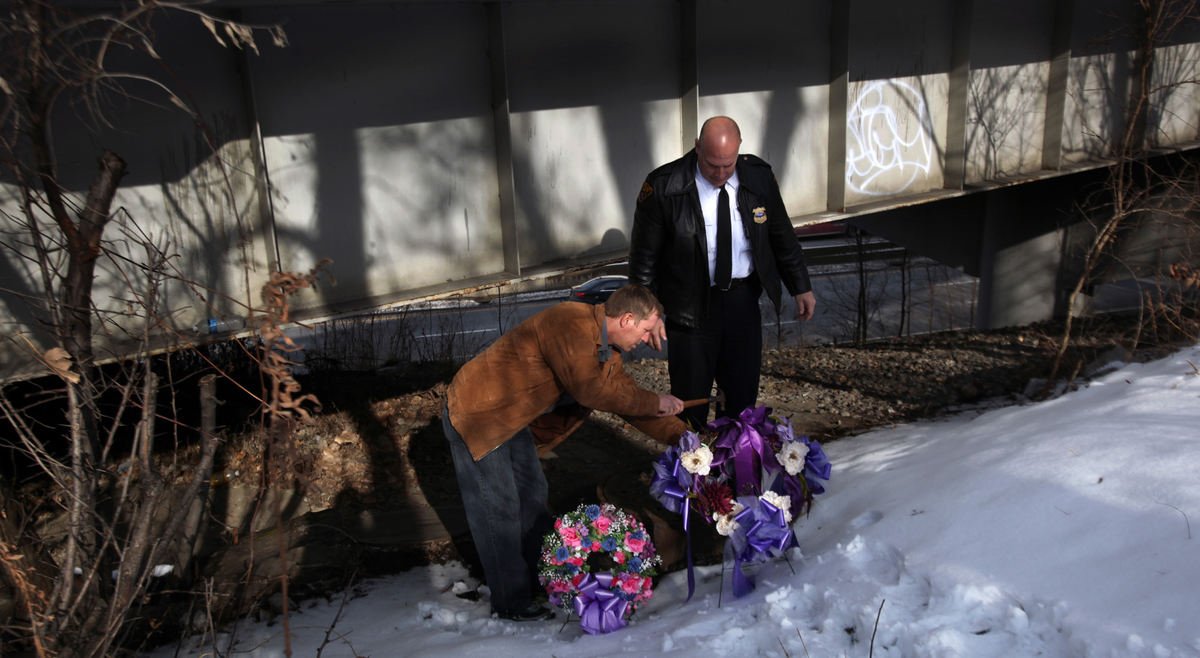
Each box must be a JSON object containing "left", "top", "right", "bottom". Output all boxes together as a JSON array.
[{"left": 569, "top": 275, "right": 628, "bottom": 304}]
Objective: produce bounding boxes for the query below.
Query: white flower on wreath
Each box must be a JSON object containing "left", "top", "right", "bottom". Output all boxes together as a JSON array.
[
  {"left": 776, "top": 441, "right": 810, "bottom": 476},
  {"left": 712, "top": 501, "right": 744, "bottom": 537},
  {"left": 680, "top": 444, "right": 713, "bottom": 476},
  {"left": 760, "top": 490, "right": 793, "bottom": 524},
  {"left": 713, "top": 512, "right": 740, "bottom": 536}
]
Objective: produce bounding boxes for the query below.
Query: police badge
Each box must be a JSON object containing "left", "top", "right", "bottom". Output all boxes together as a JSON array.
[
  {"left": 638, "top": 181, "right": 654, "bottom": 203},
  {"left": 752, "top": 207, "right": 767, "bottom": 223}
]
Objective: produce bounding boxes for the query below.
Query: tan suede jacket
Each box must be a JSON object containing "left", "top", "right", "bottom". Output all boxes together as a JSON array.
[{"left": 446, "top": 302, "right": 685, "bottom": 460}]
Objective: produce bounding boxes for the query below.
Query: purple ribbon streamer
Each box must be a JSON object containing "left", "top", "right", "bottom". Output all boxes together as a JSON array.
[
  {"left": 681, "top": 486, "right": 695, "bottom": 601},
  {"left": 650, "top": 443, "right": 699, "bottom": 601},
  {"left": 572, "top": 572, "right": 629, "bottom": 634}
]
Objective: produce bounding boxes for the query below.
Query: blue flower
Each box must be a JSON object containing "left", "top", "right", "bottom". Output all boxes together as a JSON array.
[
  {"left": 554, "top": 546, "right": 570, "bottom": 562},
  {"left": 585, "top": 504, "right": 601, "bottom": 520},
  {"left": 629, "top": 557, "right": 643, "bottom": 572},
  {"left": 566, "top": 563, "right": 579, "bottom": 574},
  {"left": 601, "top": 538, "right": 617, "bottom": 552}
]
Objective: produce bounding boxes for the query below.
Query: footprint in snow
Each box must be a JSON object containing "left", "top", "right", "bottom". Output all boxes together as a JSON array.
[{"left": 850, "top": 510, "right": 884, "bottom": 528}]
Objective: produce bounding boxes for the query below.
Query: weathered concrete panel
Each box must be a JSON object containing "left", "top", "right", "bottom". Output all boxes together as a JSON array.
[
  {"left": 696, "top": 0, "right": 832, "bottom": 216},
  {"left": 504, "top": 0, "right": 680, "bottom": 267},
  {"left": 701, "top": 88, "right": 831, "bottom": 216},
  {"left": 970, "top": 0, "right": 1056, "bottom": 69},
  {"left": 986, "top": 229, "right": 1064, "bottom": 327},
  {"left": 1150, "top": 43, "right": 1200, "bottom": 147},
  {"left": 966, "top": 63, "right": 1049, "bottom": 181},
  {"left": 844, "top": 75, "right": 948, "bottom": 203},
  {"left": 1060, "top": 1, "right": 1136, "bottom": 163},
  {"left": 509, "top": 104, "right": 679, "bottom": 265},
  {"left": 1063, "top": 51, "right": 1129, "bottom": 163},
  {"left": 849, "top": 0, "right": 954, "bottom": 79},
  {"left": 965, "top": 0, "right": 1055, "bottom": 181},
  {"left": 839, "top": 0, "right": 952, "bottom": 205},
  {"left": 248, "top": 4, "right": 498, "bottom": 310}
]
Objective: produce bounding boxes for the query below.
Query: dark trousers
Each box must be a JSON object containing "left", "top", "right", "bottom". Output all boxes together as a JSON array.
[
  {"left": 443, "top": 406, "right": 552, "bottom": 615},
  {"left": 667, "top": 277, "right": 763, "bottom": 429}
]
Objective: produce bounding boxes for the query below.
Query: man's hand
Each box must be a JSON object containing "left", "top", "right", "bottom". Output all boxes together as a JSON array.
[
  {"left": 656, "top": 393, "right": 684, "bottom": 417},
  {"left": 795, "top": 291, "right": 816, "bottom": 322},
  {"left": 646, "top": 315, "right": 667, "bottom": 351}
]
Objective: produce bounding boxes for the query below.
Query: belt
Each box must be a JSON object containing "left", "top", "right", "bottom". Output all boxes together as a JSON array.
[{"left": 712, "top": 273, "right": 758, "bottom": 292}]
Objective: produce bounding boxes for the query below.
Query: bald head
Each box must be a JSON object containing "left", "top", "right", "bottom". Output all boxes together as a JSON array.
[
  {"left": 698, "top": 116, "right": 742, "bottom": 144},
  {"left": 696, "top": 116, "right": 742, "bottom": 187}
]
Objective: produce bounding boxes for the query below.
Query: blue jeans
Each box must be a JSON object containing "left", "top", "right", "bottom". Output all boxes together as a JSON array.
[{"left": 443, "top": 406, "right": 552, "bottom": 615}]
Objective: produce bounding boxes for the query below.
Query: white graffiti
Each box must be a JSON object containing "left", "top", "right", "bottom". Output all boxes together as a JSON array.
[{"left": 846, "top": 80, "right": 934, "bottom": 196}]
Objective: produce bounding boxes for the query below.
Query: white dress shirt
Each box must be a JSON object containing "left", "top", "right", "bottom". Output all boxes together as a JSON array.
[{"left": 695, "top": 166, "right": 753, "bottom": 286}]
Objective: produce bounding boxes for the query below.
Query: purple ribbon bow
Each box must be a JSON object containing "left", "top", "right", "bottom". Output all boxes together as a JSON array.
[
  {"left": 728, "top": 496, "right": 798, "bottom": 598},
  {"left": 572, "top": 572, "right": 629, "bottom": 634},
  {"left": 649, "top": 447, "right": 692, "bottom": 515},
  {"left": 711, "top": 407, "right": 776, "bottom": 495},
  {"left": 802, "top": 437, "right": 832, "bottom": 493}
]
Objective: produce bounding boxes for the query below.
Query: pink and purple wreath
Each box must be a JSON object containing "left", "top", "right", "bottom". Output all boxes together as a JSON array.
[{"left": 538, "top": 503, "right": 661, "bottom": 634}]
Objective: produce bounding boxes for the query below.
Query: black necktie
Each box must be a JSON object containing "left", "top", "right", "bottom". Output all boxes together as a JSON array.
[{"left": 715, "top": 186, "right": 732, "bottom": 289}]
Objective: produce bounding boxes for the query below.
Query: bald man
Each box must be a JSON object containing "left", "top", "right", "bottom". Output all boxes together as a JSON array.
[{"left": 629, "top": 116, "right": 816, "bottom": 428}]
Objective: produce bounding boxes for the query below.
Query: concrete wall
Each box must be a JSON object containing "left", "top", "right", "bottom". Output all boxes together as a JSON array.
[{"left": 3, "top": 0, "right": 1200, "bottom": 377}]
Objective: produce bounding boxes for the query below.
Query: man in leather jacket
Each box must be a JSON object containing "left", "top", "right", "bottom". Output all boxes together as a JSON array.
[
  {"left": 443, "top": 284, "right": 685, "bottom": 621},
  {"left": 629, "top": 116, "right": 816, "bottom": 428}
]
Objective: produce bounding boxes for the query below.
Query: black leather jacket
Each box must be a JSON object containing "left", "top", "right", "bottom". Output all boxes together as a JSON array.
[{"left": 629, "top": 149, "right": 812, "bottom": 328}]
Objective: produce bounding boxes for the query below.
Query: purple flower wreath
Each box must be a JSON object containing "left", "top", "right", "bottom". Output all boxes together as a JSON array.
[
  {"left": 649, "top": 406, "right": 831, "bottom": 599},
  {"left": 538, "top": 503, "right": 661, "bottom": 634}
]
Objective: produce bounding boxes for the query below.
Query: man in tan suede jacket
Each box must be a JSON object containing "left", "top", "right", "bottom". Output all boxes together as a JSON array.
[{"left": 442, "top": 283, "right": 685, "bottom": 621}]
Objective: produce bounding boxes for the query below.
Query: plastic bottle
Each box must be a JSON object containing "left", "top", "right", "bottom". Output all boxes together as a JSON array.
[{"left": 192, "top": 318, "right": 245, "bottom": 335}]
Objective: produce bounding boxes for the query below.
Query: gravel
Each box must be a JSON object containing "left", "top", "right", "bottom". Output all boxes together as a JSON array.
[{"left": 617, "top": 314, "right": 1151, "bottom": 442}]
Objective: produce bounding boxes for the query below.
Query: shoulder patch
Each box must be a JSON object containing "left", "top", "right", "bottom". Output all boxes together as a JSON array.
[{"left": 638, "top": 181, "right": 654, "bottom": 203}]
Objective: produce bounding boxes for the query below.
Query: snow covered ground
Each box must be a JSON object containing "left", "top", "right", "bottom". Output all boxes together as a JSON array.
[{"left": 147, "top": 343, "right": 1200, "bottom": 658}]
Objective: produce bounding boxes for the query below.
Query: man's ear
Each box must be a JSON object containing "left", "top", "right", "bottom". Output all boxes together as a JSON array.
[{"left": 620, "top": 312, "right": 637, "bottom": 328}]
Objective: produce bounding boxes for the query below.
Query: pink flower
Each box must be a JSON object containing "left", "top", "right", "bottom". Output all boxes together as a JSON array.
[
  {"left": 592, "top": 515, "right": 612, "bottom": 534},
  {"left": 612, "top": 551, "right": 626, "bottom": 564},
  {"left": 567, "top": 556, "right": 584, "bottom": 567},
  {"left": 619, "top": 576, "right": 643, "bottom": 595},
  {"left": 624, "top": 532, "right": 646, "bottom": 553},
  {"left": 571, "top": 573, "right": 586, "bottom": 586},
  {"left": 560, "top": 526, "right": 581, "bottom": 547},
  {"left": 547, "top": 580, "right": 570, "bottom": 593}
]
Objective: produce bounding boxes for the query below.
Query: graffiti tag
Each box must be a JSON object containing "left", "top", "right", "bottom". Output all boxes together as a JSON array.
[{"left": 846, "top": 80, "right": 934, "bottom": 196}]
